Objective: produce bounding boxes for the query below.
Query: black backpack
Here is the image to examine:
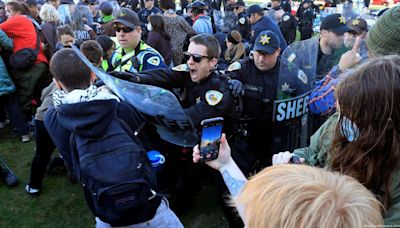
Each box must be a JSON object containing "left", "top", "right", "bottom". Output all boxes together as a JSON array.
[{"left": 69, "top": 112, "right": 157, "bottom": 226}]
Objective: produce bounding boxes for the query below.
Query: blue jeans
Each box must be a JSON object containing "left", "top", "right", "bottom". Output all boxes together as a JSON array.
[
  {"left": 0, "top": 94, "right": 28, "bottom": 136},
  {"left": 95, "top": 199, "right": 183, "bottom": 228}
]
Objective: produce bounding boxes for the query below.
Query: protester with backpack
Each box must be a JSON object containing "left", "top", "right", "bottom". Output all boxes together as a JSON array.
[{"left": 44, "top": 49, "right": 183, "bottom": 227}]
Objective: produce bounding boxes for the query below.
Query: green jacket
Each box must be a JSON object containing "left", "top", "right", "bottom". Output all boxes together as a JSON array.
[{"left": 293, "top": 113, "right": 400, "bottom": 225}]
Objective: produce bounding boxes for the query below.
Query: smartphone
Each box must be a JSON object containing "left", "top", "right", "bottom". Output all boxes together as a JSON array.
[{"left": 199, "top": 117, "right": 224, "bottom": 162}]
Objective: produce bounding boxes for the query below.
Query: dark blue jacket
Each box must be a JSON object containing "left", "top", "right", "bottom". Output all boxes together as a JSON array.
[
  {"left": 251, "top": 16, "right": 288, "bottom": 52},
  {"left": 44, "top": 99, "right": 161, "bottom": 224},
  {"left": 44, "top": 100, "right": 146, "bottom": 168}
]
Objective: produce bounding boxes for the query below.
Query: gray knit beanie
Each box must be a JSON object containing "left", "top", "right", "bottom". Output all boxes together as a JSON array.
[{"left": 366, "top": 5, "right": 400, "bottom": 56}]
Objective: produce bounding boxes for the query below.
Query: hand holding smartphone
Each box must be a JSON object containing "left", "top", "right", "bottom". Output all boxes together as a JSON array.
[{"left": 199, "top": 117, "right": 224, "bottom": 162}]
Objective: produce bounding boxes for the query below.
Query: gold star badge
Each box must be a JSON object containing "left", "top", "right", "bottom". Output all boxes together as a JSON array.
[
  {"left": 352, "top": 19, "right": 360, "bottom": 26},
  {"left": 118, "top": 11, "right": 126, "bottom": 17},
  {"left": 339, "top": 16, "right": 346, "bottom": 24},
  {"left": 259, "top": 35, "right": 271, "bottom": 45}
]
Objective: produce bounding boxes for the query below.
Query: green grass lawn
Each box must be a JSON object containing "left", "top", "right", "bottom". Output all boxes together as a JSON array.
[{"left": 0, "top": 126, "right": 227, "bottom": 227}]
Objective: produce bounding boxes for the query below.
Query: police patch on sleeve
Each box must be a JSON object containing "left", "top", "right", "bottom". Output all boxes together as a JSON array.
[
  {"left": 227, "top": 61, "right": 241, "bottom": 72},
  {"left": 239, "top": 17, "right": 246, "bottom": 24},
  {"left": 172, "top": 64, "right": 189, "bottom": 72},
  {"left": 147, "top": 56, "right": 160, "bottom": 66},
  {"left": 205, "top": 90, "right": 223, "bottom": 106},
  {"left": 283, "top": 15, "right": 290, "bottom": 21}
]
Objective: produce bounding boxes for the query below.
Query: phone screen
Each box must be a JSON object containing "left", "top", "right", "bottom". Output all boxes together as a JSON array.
[{"left": 200, "top": 122, "right": 223, "bottom": 161}]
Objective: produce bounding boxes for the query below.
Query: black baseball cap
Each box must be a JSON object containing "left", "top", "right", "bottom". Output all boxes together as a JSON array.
[
  {"left": 100, "top": 1, "right": 113, "bottom": 16},
  {"left": 114, "top": 8, "right": 140, "bottom": 29},
  {"left": 347, "top": 18, "right": 368, "bottom": 34},
  {"left": 253, "top": 30, "right": 281, "bottom": 54},
  {"left": 320, "top": 13, "right": 351, "bottom": 35},
  {"left": 246, "top": 4, "right": 263, "bottom": 17}
]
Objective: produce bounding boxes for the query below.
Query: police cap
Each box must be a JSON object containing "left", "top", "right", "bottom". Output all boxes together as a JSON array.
[
  {"left": 253, "top": 30, "right": 281, "bottom": 54},
  {"left": 320, "top": 13, "right": 351, "bottom": 35},
  {"left": 114, "top": 8, "right": 140, "bottom": 29}
]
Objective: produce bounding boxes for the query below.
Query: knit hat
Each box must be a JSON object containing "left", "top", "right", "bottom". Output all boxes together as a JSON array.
[{"left": 366, "top": 5, "right": 400, "bottom": 56}]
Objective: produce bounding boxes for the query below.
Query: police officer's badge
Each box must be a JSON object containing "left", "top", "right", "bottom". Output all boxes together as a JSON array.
[
  {"left": 352, "top": 19, "right": 360, "bottom": 26},
  {"left": 117, "top": 10, "right": 126, "bottom": 17},
  {"left": 147, "top": 56, "right": 160, "bottom": 66},
  {"left": 283, "top": 15, "right": 290, "bottom": 22},
  {"left": 172, "top": 64, "right": 189, "bottom": 72},
  {"left": 205, "top": 90, "right": 223, "bottom": 106},
  {"left": 239, "top": 17, "right": 246, "bottom": 24},
  {"left": 339, "top": 16, "right": 346, "bottom": 24},
  {"left": 259, "top": 35, "right": 271, "bottom": 45},
  {"left": 227, "top": 61, "right": 241, "bottom": 72}
]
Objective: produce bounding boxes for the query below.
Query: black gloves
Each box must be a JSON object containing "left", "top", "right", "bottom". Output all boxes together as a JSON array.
[
  {"left": 109, "top": 71, "right": 139, "bottom": 83},
  {"left": 228, "top": 79, "right": 245, "bottom": 97}
]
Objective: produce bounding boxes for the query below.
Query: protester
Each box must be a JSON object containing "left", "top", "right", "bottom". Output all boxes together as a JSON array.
[
  {"left": 147, "top": 14, "right": 173, "bottom": 66},
  {"left": 220, "top": 30, "right": 245, "bottom": 68},
  {"left": 96, "top": 34, "right": 115, "bottom": 72},
  {"left": 0, "top": 1, "right": 49, "bottom": 128},
  {"left": 191, "top": 1, "right": 212, "bottom": 35},
  {"left": 55, "top": 24, "right": 77, "bottom": 50},
  {"left": 39, "top": 3, "right": 60, "bottom": 59},
  {"left": 273, "top": 55, "right": 400, "bottom": 225},
  {"left": 44, "top": 48, "right": 183, "bottom": 227},
  {"left": 160, "top": 0, "right": 196, "bottom": 65},
  {"left": 192, "top": 134, "right": 384, "bottom": 228}
]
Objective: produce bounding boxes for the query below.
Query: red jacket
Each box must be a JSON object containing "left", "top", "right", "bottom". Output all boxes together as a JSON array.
[{"left": 0, "top": 15, "right": 48, "bottom": 64}]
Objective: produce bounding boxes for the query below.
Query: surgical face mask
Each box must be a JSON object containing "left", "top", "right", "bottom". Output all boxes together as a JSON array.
[
  {"left": 147, "top": 23, "right": 152, "bottom": 31},
  {"left": 339, "top": 115, "right": 360, "bottom": 142}
]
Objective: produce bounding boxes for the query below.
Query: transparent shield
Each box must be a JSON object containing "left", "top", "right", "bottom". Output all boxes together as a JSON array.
[
  {"left": 213, "top": 10, "right": 238, "bottom": 32},
  {"left": 272, "top": 38, "right": 319, "bottom": 153},
  {"left": 71, "top": 45, "right": 199, "bottom": 147}
]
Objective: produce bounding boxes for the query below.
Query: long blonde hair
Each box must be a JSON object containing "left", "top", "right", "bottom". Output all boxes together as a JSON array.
[
  {"left": 235, "top": 165, "right": 383, "bottom": 228},
  {"left": 224, "top": 30, "right": 245, "bottom": 64}
]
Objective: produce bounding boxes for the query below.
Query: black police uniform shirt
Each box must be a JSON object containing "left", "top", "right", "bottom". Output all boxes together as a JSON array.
[
  {"left": 128, "top": 66, "right": 237, "bottom": 130},
  {"left": 227, "top": 57, "right": 280, "bottom": 125},
  {"left": 236, "top": 12, "right": 251, "bottom": 41},
  {"left": 279, "top": 12, "right": 297, "bottom": 44},
  {"left": 137, "top": 7, "right": 162, "bottom": 24}
]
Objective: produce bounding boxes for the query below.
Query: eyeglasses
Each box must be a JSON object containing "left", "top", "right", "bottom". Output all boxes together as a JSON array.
[
  {"left": 183, "top": 52, "right": 213, "bottom": 63},
  {"left": 114, "top": 26, "right": 135, "bottom": 33}
]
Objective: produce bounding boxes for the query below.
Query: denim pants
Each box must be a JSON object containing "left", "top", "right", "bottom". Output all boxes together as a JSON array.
[
  {"left": 0, "top": 94, "right": 28, "bottom": 136},
  {"left": 95, "top": 199, "right": 184, "bottom": 228},
  {"left": 28, "top": 120, "right": 56, "bottom": 189}
]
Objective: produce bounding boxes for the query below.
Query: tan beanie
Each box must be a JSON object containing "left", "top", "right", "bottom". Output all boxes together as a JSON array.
[{"left": 366, "top": 5, "right": 400, "bottom": 56}]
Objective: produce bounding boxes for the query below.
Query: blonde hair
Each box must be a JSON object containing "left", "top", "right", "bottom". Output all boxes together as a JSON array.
[
  {"left": 224, "top": 30, "right": 245, "bottom": 64},
  {"left": 39, "top": 4, "right": 60, "bottom": 23},
  {"left": 235, "top": 165, "right": 383, "bottom": 228}
]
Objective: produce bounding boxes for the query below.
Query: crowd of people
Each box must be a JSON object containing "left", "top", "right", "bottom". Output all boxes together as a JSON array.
[{"left": 0, "top": 0, "right": 400, "bottom": 226}]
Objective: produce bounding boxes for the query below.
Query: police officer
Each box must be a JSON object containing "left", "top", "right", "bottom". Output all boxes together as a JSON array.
[
  {"left": 137, "top": 0, "right": 162, "bottom": 40},
  {"left": 246, "top": 4, "right": 287, "bottom": 52},
  {"left": 227, "top": 30, "right": 281, "bottom": 170},
  {"left": 277, "top": 0, "right": 297, "bottom": 44},
  {"left": 111, "top": 33, "right": 242, "bottom": 228},
  {"left": 233, "top": 0, "right": 251, "bottom": 41},
  {"left": 297, "top": 0, "right": 315, "bottom": 40},
  {"left": 110, "top": 8, "right": 167, "bottom": 73}
]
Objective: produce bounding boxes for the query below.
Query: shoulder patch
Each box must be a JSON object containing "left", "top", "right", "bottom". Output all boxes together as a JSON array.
[
  {"left": 172, "top": 64, "right": 189, "bottom": 72},
  {"left": 227, "top": 61, "right": 241, "bottom": 72},
  {"left": 205, "top": 90, "right": 223, "bottom": 106},
  {"left": 239, "top": 17, "right": 246, "bottom": 24},
  {"left": 283, "top": 15, "right": 290, "bottom": 21},
  {"left": 147, "top": 56, "right": 160, "bottom": 66}
]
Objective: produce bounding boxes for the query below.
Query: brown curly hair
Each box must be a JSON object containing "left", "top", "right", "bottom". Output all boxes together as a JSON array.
[{"left": 330, "top": 55, "right": 400, "bottom": 210}]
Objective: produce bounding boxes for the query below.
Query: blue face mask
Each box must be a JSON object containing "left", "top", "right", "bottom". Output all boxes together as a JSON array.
[{"left": 340, "top": 115, "right": 360, "bottom": 142}]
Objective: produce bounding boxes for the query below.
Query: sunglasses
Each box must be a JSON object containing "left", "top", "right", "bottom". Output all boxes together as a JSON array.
[
  {"left": 183, "top": 52, "right": 213, "bottom": 63},
  {"left": 114, "top": 26, "right": 135, "bottom": 33}
]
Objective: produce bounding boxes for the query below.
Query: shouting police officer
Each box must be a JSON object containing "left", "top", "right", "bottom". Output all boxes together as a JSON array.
[
  {"left": 110, "top": 8, "right": 167, "bottom": 73},
  {"left": 227, "top": 30, "right": 281, "bottom": 171}
]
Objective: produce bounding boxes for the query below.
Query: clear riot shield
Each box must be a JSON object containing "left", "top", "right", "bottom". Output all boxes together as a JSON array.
[
  {"left": 213, "top": 10, "right": 238, "bottom": 32},
  {"left": 271, "top": 38, "right": 319, "bottom": 153},
  {"left": 71, "top": 45, "right": 199, "bottom": 147}
]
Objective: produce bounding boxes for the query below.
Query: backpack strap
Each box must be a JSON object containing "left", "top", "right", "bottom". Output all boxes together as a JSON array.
[{"left": 68, "top": 132, "right": 82, "bottom": 183}]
